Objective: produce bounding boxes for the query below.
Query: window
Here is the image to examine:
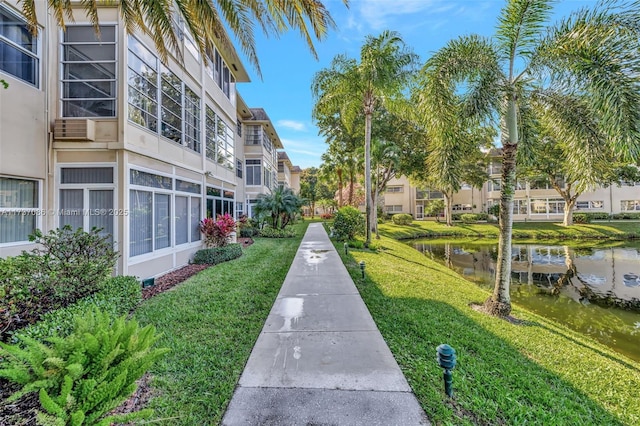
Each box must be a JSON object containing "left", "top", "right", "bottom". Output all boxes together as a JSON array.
[
  {"left": 127, "top": 37, "right": 201, "bottom": 154},
  {"left": 62, "top": 26, "right": 116, "bottom": 117},
  {"left": 129, "top": 169, "right": 202, "bottom": 256},
  {"left": 237, "top": 119, "right": 242, "bottom": 136},
  {"left": 0, "top": 177, "right": 39, "bottom": 244},
  {"left": 59, "top": 167, "right": 115, "bottom": 243},
  {"left": 384, "top": 205, "right": 403, "bottom": 213},
  {"left": 128, "top": 38, "right": 157, "bottom": 131},
  {"left": 621, "top": 200, "right": 640, "bottom": 211},
  {"left": 160, "top": 66, "right": 182, "bottom": 143},
  {"left": 416, "top": 189, "right": 442, "bottom": 200},
  {"left": 245, "top": 125, "right": 261, "bottom": 145},
  {"left": 176, "top": 180, "right": 201, "bottom": 245},
  {"left": 184, "top": 86, "right": 200, "bottom": 152},
  {"left": 0, "top": 6, "right": 38, "bottom": 86},
  {"left": 386, "top": 186, "right": 404, "bottom": 193},
  {"left": 246, "top": 159, "right": 261, "bottom": 186},
  {"left": 488, "top": 179, "right": 501, "bottom": 192},
  {"left": 530, "top": 198, "right": 564, "bottom": 215},
  {"left": 204, "top": 106, "right": 234, "bottom": 169},
  {"left": 236, "top": 159, "right": 243, "bottom": 178},
  {"left": 576, "top": 200, "right": 604, "bottom": 210},
  {"left": 205, "top": 186, "right": 234, "bottom": 219},
  {"left": 512, "top": 199, "right": 528, "bottom": 215}
]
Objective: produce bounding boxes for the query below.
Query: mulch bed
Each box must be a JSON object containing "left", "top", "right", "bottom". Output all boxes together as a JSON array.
[{"left": 1, "top": 240, "right": 253, "bottom": 425}]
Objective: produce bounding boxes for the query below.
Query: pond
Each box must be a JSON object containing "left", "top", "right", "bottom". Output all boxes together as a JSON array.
[{"left": 410, "top": 239, "right": 640, "bottom": 362}]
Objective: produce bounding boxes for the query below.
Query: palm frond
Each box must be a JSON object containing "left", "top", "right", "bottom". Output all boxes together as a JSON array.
[
  {"left": 532, "top": 0, "right": 640, "bottom": 160},
  {"left": 496, "top": 0, "right": 554, "bottom": 72}
]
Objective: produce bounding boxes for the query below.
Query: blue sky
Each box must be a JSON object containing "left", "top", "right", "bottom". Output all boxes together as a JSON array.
[{"left": 237, "top": 0, "right": 595, "bottom": 169}]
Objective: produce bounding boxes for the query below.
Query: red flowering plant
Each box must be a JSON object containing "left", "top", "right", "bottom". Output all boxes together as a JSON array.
[{"left": 200, "top": 213, "right": 236, "bottom": 247}]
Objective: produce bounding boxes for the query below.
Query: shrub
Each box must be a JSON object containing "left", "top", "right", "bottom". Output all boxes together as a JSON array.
[
  {"left": 0, "top": 309, "right": 168, "bottom": 426},
  {"left": 488, "top": 204, "right": 500, "bottom": 216},
  {"left": 237, "top": 215, "right": 258, "bottom": 237},
  {"left": 193, "top": 244, "right": 243, "bottom": 264},
  {"left": 200, "top": 214, "right": 236, "bottom": 248},
  {"left": 333, "top": 206, "right": 365, "bottom": 241},
  {"left": 392, "top": 213, "right": 413, "bottom": 225},
  {"left": 12, "top": 276, "right": 141, "bottom": 342},
  {"left": 321, "top": 213, "right": 334, "bottom": 220},
  {"left": 572, "top": 213, "right": 591, "bottom": 224},
  {"left": 258, "top": 227, "right": 297, "bottom": 238},
  {"left": 583, "top": 212, "right": 611, "bottom": 221},
  {"left": 460, "top": 213, "right": 479, "bottom": 224},
  {"left": 612, "top": 212, "right": 640, "bottom": 220},
  {"left": 0, "top": 227, "right": 118, "bottom": 338}
]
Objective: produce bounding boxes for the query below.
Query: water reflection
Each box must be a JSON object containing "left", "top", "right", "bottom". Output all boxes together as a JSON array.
[{"left": 412, "top": 240, "right": 640, "bottom": 361}]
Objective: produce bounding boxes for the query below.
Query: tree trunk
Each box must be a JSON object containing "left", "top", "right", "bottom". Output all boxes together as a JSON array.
[
  {"left": 348, "top": 168, "right": 354, "bottom": 205},
  {"left": 364, "top": 100, "right": 373, "bottom": 247},
  {"left": 484, "top": 99, "right": 518, "bottom": 317},
  {"left": 444, "top": 193, "right": 453, "bottom": 227},
  {"left": 373, "top": 188, "right": 380, "bottom": 239},
  {"left": 337, "top": 169, "right": 344, "bottom": 207},
  {"left": 563, "top": 199, "right": 576, "bottom": 226}
]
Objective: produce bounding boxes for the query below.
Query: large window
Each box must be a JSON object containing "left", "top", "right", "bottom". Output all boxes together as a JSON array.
[
  {"left": 205, "top": 47, "right": 236, "bottom": 101},
  {"left": 160, "top": 66, "right": 182, "bottom": 143},
  {"left": 384, "top": 205, "right": 403, "bottom": 213},
  {"left": 127, "top": 37, "right": 201, "bottom": 153},
  {"left": 576, "top": 200, "right": 604, "bottom": 210},
  {"left": 0, "top": 177, "right": 39, "bottom": 244},
  {"left": 129, "top": 170, "right": 201, "bottom": 257},
  {"left": 205, "top": 106, "right": 234, "bottom": 169},
  {"left": 386, "top": 186, "right": 404, "bottom": 193},
  {"left": 62, "top": 26, "right": 116, "bottom": 117},
  {"left": 246, "top": 159, "right": 261, "bottom": 186},
  {"left": 184, "top": 87, "right": 200, "bottom": 152},
  {"left": 621, "top": 200, "right": 640, "bottom": 211},
  {"left": 127, "top": 38, "right": 158, "bottom": 131},
  {"left": 512, "top": 199, "right": 528, "bottom": 215},
  {"left": 530, "top": 198, "right": 564, "bottom": 215},
  {"left": 206, "top": 187, "right": 234, "bottom": 220},
  {"left": 0, "top": 5, "right": 38, "bottom": 86},
  {"left": 59, "top": 167, "right": 115, "bottom": 243}
]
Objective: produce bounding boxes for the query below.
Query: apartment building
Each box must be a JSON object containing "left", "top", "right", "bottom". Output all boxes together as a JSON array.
[
  {"left": 0, "top": 1, "right": 289, "bottom": 279},
  {"left": 384, "top": 159, "right": 640, "bottom": 220},
  {"left": 277, "top": 151, "right": 301, "bottom": 194}
]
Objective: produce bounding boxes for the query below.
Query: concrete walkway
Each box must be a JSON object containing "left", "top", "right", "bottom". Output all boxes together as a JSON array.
[{"left": 222, "top": 223, "right": 430, "bottom": 425}]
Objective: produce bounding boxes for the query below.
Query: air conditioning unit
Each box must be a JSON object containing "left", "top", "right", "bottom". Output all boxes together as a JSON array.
[{"left": 54, "top": 119, "right": 96, "bottom": 141}]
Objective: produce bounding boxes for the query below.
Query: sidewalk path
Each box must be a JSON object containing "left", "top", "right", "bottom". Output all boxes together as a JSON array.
[{"left": 222, "top": 223, "right": 430, "bottom": 425}]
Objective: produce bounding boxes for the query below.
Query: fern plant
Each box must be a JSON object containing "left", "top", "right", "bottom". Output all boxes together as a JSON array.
[{"left": 0, "top": 309, "right": 168, "bottom": 425}]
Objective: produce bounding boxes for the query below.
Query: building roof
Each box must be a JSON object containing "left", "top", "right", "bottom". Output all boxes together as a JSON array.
[{"left": 242, "top": 108, "right": 283, "bottom": 149}]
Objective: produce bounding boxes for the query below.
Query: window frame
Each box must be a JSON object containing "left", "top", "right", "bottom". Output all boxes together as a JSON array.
[
  {"left": 0, "top": 175, "right": 41, "bottom": 246},
  {"left": 60, "top": 24, "right": 117, "bottom": 118},
  {"left": 0, "top": 4, "right": 40, "bottom": 87},
  {"left": 56, "top": 164, "right": 117, "bottom": 243}
]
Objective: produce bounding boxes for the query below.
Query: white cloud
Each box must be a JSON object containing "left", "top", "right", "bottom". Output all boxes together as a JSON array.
[
  {"left": 357, "top": 0, "right": 441, "bottom": 30},
  {"left": 277, "top": 119, "right": 307, "bottom": 131}
]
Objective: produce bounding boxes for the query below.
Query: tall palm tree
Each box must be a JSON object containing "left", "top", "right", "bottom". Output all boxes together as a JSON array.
[
  {"left": 419, "top": 0, "right": 640, "bottom": 316},
  {"left": 19, "top": 0, "right": 347, "bottom": 76},
  {"left": 312, "top": 30, "right": 417, "bottom": 246}
]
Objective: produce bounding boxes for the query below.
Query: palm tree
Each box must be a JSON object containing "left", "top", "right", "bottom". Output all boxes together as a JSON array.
[
  {"left": 419, "top": 0, "right": 640, "bottom": 316},
  {"left": 312, "top": 30, "right": 417, "bottom": 246},
  {"left": 254, "top": 185, "right": 302, "bottom": 229},
  {"left": 19, "top": 0, "right": 347, "bottom": 76}
]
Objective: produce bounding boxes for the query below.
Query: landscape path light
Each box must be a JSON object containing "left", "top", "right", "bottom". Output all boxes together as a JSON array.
[{"left": 436, "top": 344, "right": 457, "bottom": 397}]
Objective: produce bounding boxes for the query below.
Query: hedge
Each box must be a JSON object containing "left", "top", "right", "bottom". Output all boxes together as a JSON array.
[
  {"left": 193, "top": 243, "right": 243, "bottom": 264},
  {"left": 258, "top": 227, "right": 297, "bottom": 238},
  {"left": 12, "top": 275, "right": 141, "bottom": 342}
]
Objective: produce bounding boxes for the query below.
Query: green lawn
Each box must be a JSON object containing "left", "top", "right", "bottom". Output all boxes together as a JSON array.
[
  {"left": 132, "top": 222, "right": 308, "bottom": 425},
  {"left": 337, "top": 234, "right": 640, "bottom": 425},
  {"left": 379, "top": 219, "right": 640, "bottom": 241}
]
